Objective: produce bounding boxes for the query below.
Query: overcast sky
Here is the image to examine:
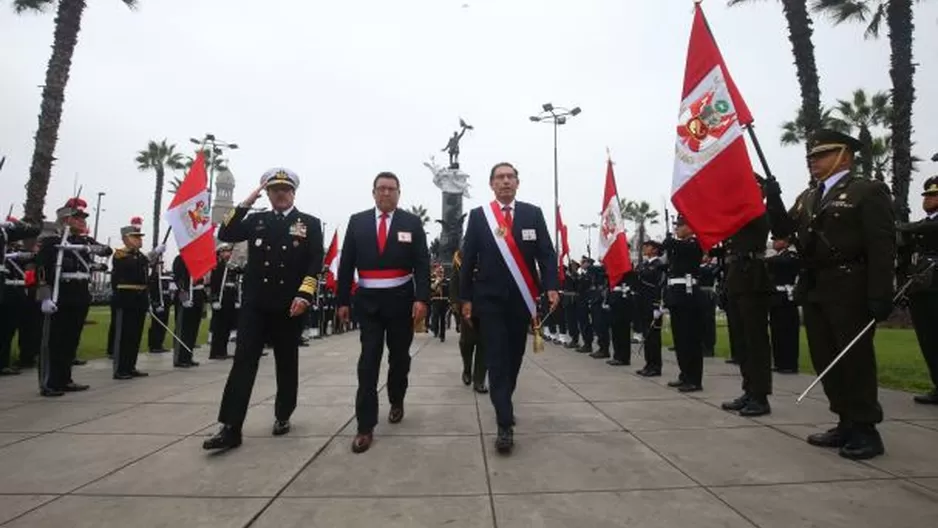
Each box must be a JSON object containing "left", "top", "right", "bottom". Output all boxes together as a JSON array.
[{"left": 2, "top": 0, "right": 937, "bottom": 260}]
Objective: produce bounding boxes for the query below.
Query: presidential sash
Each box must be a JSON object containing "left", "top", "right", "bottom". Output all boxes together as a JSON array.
[{"left": 481, "top": 201, "right": 539, "bottom": 318}]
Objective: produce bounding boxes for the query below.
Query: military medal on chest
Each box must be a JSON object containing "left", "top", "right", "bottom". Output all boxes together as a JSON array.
[
  {"left": 289, "top": 220, "right": 307, "bottom": 238},
  {"left": 495, "top": 225, "right": 507, "bottom": 238}
]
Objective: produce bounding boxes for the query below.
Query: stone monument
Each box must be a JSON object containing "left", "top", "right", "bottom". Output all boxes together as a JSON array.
[
  {"left": 211, "top": 169, "right": 248, "bottom": 266},
  {"left": 425, "top": 118, "right": 473, "bottom": 268}
]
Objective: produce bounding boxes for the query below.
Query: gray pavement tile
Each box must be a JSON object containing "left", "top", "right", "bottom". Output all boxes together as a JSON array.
[
  {"left": 79, "top": 436, "right": 328, "bottom": 497},
  {"left": 62, "top": 403, "right": 218, "bottom": 435},
  {"left": 714, "top": 480, "right": 938, "bottom": 528},
  {"left": 743, "top": 394, "right": 840, "bottom": 425},
  {"left": 908, "top": 419, "right": 938, "bottom": 432},
  {"left": 222, "top": 403, "right": 354, "bottom": 437},
  {"left": 485, "top": 432, "right": 694, "bottom": 494},
  {"left": 289, "top": 384, "right": 359, "bottom": 406},
  {"left": 407, "top": 373, "right": 471, "bottom": 387},
  {"left": 541, "top": 367, "right": 642, "bottom": 384},
  {"left": 0, "top": 432, "right": 38, "bottom": 449},
  {"left": 508, "top": 380, "right": 585, "bottom": 403},
  {"left": 567, "top": 380, "right": 685, "bottom": 402},
  {"left": 283, "top": 436, "right": 488, "bottom": 497},
  {"left": 878, "top": 390, "right": 938, "bottom": 420},
  {"left": 339, "top": 404, "right": 479, "bottom": 436},
  {"left": 397, "top": 385, "right": 478, "bottom": 405},
  {"left": 596, "top": 399, "right": 755, "bottom": 431},
  {"left": 636, "top": 426, "right": 890, "bottom": 486},
  {"left": 0, "top": 402, "right": 134, "bottom": 433},
  {"left": 252, "top": 497, "right": 493, "bottom": 528},
  {"left": 478, "top": 402, "right": 621, "bottom": 434},
  {"left": 493, "top": 489, "right": 753, "bottom": 528},
  {"left": 0, "top": 433, "right": 178, "bottom": 494},
  {"left": 0, "top": 495, "right": 57, "bottom": 525},
  {"left": 2, "top": 496, "right": 268, "bottom": 528},
  {"left": 0, "top": 400, "right": 25, "bottom": 410},
  {"left": 911, "top": 478, "right": 938, "bottom": 492},
  {"left": 156, "top": 379, "right": 274, "bottom": 404}
]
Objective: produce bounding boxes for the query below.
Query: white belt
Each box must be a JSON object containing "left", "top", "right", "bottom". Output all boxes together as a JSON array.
[
  {"left": 613, "top": 286, "right": 631, "bottom": 294},
  {"left": 667, "top": 277, "right": 697, "bottom": 286},
  {"left": 358, "top": 274, "right": 413, "bottom": 289},
  {"left": 190, "top": 285, "right": 205, "bottom": 290},
  {"left": 776, "top": 284, "right": 795, "bottom": 301},
  {"left": 224, "top": 283, "right": 238, "bottom": 288},
  {"left": 61, "top": 272, "right": 90, "bottom": 281},
  {"left": 5, "top": 280, "right": 25, "bottom": 286}
]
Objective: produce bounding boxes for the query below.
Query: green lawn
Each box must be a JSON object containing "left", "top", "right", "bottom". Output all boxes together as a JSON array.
[
  {"left": 10, "top": 305, "right": 210, "bottom": 363},
  {"left": 661, "top": 318, "right": 932, "bottom": 393}
]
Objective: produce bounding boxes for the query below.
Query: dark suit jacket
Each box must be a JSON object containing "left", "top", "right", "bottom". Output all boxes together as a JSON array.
[
  {"left": 337, "top": 208, "right": 430, "bottom": 310},
  {"left": 459, "top": 200, "right": 558, "bottom": 319},
  {"left": 217, "top": 206, "right": 323, "bottom": 312}
]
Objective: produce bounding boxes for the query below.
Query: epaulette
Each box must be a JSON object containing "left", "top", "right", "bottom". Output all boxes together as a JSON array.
[{"left": 113, "top": 248, "right": 129, "bottom": 259}]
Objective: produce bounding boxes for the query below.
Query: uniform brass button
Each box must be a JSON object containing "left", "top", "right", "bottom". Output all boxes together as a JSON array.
[
  {"left": 279, "top": 280, "right": 284, "bottom": 285},
  {"left": 280, "top": 264, "right": 284, "bottom": 268},
  {"left": 265, "top": 261, "right": 269, "bottom": 266},
  {"left": 282, "top": 245, "right": 287, "bottom": 250},
  {"left": 263, "top": 278, "right": 268, "bottom": 283}
]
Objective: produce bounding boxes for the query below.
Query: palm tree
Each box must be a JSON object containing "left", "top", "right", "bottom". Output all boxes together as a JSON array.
[
  {"left": 184, "top": 148, "right": 229, "bottom": 173},
  {"left": 136, "top": 140, "right": 185, "bottom": 248},
  {"left": 429, "top": 237, "right": 441, "bottom": 261},
  {"left": 827, "top": 89, "right": 892, "bottom": 179},
  {"left": 812, "top": 0, "right": 921, "bottom": 221},
  {"left": 729, "top": 0, "right": 824, "bottom": 149},
  {"left": 14, "top": 0, "right": 138, "bottom": 223},
  {"left": 780, "top": 107, "right": 843, "bottom": 146},
  {"left": 407, "top": 205, "right": 430, "bottom": 228},
  {"left": 619, "top": 200, "right": 660, "bottom": 251}
]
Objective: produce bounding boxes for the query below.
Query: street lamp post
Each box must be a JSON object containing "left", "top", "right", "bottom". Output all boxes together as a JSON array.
[
  {"left": 190, "top": 134, "right": 239, "bottom": 212},
  {"left": 92, "top": 191, "right": 106, "bottom": 240},
  {"left": 530, "top": 103, "right": 581, "bottom": 254},
  {"left": 579, "top": 222, "right": 598, "bottom": 259}
]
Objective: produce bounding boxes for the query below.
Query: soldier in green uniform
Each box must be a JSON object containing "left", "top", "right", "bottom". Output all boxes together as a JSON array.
[
  {"left": 450, "top": 250, "right": 487, "bottom": 392},
  {"left": 765, "top": 129, "right": 895, "bottom": 460},
  {"left": 897, "top": 176, "right": 938, "bottom": 404}
]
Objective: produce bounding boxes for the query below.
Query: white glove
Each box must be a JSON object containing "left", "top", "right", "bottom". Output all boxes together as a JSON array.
[
  {"left": 0, "top": 221, "right": 13, "bottom": 229},
  {"left": 183, "top": 300, "right": 194, "bottom": 309},
  {"left": 212, "top": 302, "right": 222, "bottom": 310},
  {"left": 602, "top": 303, "right": 610, "bottom": 311},
  {"left": 234, "top": 303, "right": 241, "bottom": 309},
  {"left": 155, "top": 306, "right": 164, "bottom": 314},
  {"left": 41, "top": 299, "right": 58, "bottom": 315},
  {"left": 653, "top": 309, "right": 662, "bottom": 319},
  {"left": 153, "top": 244, "right": 166, "bottom": 256}
]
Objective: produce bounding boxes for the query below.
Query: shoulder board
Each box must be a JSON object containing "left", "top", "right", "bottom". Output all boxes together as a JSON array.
[{"left": 113, "top": 248, "right": 130, "bottom": 259}]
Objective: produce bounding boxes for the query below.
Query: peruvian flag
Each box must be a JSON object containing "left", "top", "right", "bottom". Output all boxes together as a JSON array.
[
  {"left": 598, "top": 158, "right": 632, "bottom": 288},
  {"left": 671, "top": 3, "right": 764, "bottom": 250},
  {"left": 324, "top": 229, "right": 339, "bottom": 292},
  {"left": 556, "top": 205, "right": 570, "bottom": 284},
  {"left": 164, "top": 151, "right": 216, "bottom": 280}
]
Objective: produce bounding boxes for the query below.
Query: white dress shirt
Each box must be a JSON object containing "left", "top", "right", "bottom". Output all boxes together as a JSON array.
[
  {"left": 819, "top": 170, "right": 850, "bottom": 199},
  {"left": 375, "top": 208, "right": 395, "bottom": 232}
]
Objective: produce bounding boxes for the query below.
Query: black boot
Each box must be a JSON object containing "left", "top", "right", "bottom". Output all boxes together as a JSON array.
[
  {"left": 721, "top": 393, "right": 750, "bottom": 412},
  {"left": 202, "top": 425, "right": 242, "bottom": 450},
  {"left": 913, "top": 389, "right": 938, "bottom": 405},
  {"left": 807, "top": 422, "right": 851, "bottom": 448},
  {"left": 838, "top": 424, "right": 884, "bottom": 460},
  {"left": 495, "top": 426, "right": 514, "bottom": 455},
  {"left": 738, "top": 396, "right": 771, "bottom": 417}
]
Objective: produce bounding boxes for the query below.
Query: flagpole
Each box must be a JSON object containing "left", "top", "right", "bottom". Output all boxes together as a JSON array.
[{"left": 745, "top": 124, "right": 776, "bottom": 181}]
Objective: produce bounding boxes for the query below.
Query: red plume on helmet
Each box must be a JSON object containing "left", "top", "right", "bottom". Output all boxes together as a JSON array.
[
  {"left": 5, "top": 216, "right": 17, "bottom": 223},
  {"left": 65, "top": 197, "right": 88, "bottom": 210},
  {"left": 130, "top": 216, "right": 144, "bottom": 227}
]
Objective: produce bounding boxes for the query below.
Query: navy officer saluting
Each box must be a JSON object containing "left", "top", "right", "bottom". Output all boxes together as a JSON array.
[
  {"left": 203, "top": 168, "right": 324, "bottom": 451},
  {"left": 337, "top": 171, "right": 430, "bottom": 454}
]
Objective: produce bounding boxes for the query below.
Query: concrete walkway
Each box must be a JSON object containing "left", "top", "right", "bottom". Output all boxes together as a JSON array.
[{"left": 0, "top": 333, "right": 936, "bottom": 527}]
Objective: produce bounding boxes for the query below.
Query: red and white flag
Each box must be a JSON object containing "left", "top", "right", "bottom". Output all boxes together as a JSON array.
[
  {"left": 671, "top": 3, "right": 765, "bottom": 250},
  {"left": 598, "top": 158, "right": 632, "bottom": 288},
  {"left": 324, "top": 229, "right": 339, "bottom": 292},
  {"left": 556, "top": 205, "right": 570, "bottom": 284},
  {"left": 164, "top": 151, "right": 216, "bottom": 280}
]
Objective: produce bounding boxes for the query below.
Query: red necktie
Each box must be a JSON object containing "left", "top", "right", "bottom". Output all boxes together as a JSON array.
[
  {"left": 503, "top": 206, "right": 513, "bottom": 229},
  {"left": 378, "top": 213, "right": 388, "bottom": 254}
]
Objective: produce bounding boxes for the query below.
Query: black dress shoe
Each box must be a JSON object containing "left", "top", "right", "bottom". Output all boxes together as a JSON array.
[
  {"left": 388, "top": 405, "right": 404, "bottom": 424},
  {"left": 188, "top": 360, "right": 200, "bottom": 367},
  {"left": 174, "top": 363, "right": 192, "bottom": 368},
  {"left": 149, "top": 349, "right": 169, "bottom": 354},
  {"left": 564, "top": 341, "right": 579, "bottom": 350},
  {"left": 838, "top": 426, "right": 885, "bottom": 460},
  {"left": 130, "top": 370, "right": 149, "bottom": 377},
  {"left": 576, "top": 345, "right": 592, "bottom": 354},
  {"left": 351, "top": 432, "right": 373, "bottom": 454},
  {"left": 473, "top": 383, "right": 489, "bottom": 394},
  {"left": 72, "top": 359, "right": 87, "bottom": 366},
  {"left": 721, "top": 393, "right": 750, "bottom": 411},
  {"left": 272, "top": 420, "right": 291, "bottom": 436},
  {"left": 461, "top": 372, "right": 472, "bottom": 386},
  {"left": 724, "top": 358, "right": 738, "bottom": 365},
  {"left": 0, "top": 367, "right": 21, "bottom": 376},
  {"left": 495, "top": 426, "right": 514, "bottom": 454},
  {"left": 636, "top": 367, "right": 661, "bottom": 377},
  {"left": 667, "top": 379, "right": 685, "bottom": 388},
  {"left": 40, "top": 387, "right": 65, "bottom": 397},
  {"left": 113, "top": 373, "right": 133, "bottom": 380},
  {"left": 203, "top": 425, "right": 242, "bottom": 450},
  {"left": 678, "top": 383, "right": 703, "bottom": 393},
  {"left": 590, "top": 350, "right": 610, "bottom": 359},
  {"left": 606, "top": 359, "right": 629, "bottom": 366},
  {"left": 913, "top": 390, "right": 938, "bottom": 405},
  {"left": 62, "top": 382, "right": 89, "bottom": 392},
  {"left": 739, "top": 398, "right": 771, "bottom": 417},
  {"left": 807, "top": 424, "right": 851, "bottom": 448}
]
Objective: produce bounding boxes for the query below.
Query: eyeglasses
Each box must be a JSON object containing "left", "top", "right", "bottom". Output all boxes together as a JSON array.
[{"left": 374, "top": 186, "right": 399, "bottom": 194}]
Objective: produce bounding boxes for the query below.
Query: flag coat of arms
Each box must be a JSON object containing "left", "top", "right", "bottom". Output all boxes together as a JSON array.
[
  {"left": 164, "top": 151, "right": 216, "bottom": 280},
  {"left": 671, "top": 4, "right": 765, "bottom": 250},
  {"left": 598, "top": 158, "right": 633, "bottom": 288}
]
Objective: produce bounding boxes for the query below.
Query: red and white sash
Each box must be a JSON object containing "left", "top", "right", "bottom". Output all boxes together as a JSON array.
[{"left": 482, "top": 201, "right": 539, "bottom": 317}]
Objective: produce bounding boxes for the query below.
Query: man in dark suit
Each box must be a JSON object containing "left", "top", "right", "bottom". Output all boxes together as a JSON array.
[
  {"left": 203, "top": 168, "right": 324, "bottom": 450},
  {"left": 460, "top": 162, "right": 559, "bottom": 454},
  {"left": 337, "top": 172, "right": 430, "bottom": 454}
]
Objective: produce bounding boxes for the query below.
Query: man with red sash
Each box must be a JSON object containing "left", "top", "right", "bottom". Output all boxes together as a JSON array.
[
  {"left": 338, "top": 171, "right": 430, "bottom": 454},
  {"left": 460, "top": 162, "right": 559, "bottom": 454}
]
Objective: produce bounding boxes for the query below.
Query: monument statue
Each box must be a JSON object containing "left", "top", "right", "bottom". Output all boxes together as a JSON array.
[
  {"left": 426, "top": 119, "right": 474, "bottom": 268},
  {"left": 441, "top": 118, "right": 473, "bottom": 169}
]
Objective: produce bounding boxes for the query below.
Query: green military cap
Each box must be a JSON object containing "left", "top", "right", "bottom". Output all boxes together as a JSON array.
[
  {"left": 922, "top": 176, "right": 938, "bottom": 196},
  {"left": 120, "top": 225, "right": 144, "bottom": 237},
  {"left": 806, "top": 129, "right": 863, "bottom": 157}
]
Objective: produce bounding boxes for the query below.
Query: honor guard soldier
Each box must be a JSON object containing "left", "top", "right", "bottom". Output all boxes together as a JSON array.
[
  {"left": 562, "top": 261, "right": 581, "bottom": 349},
  {"left": 172, "top": 253, "right": 205, "bottom": 367},
  {"left": 587, "top": 262, "right": 611, "bottom": 359},
  {"left": 718, "top": 174, "right": 774, "bottom": 417},
  {"left": 607, "top": 268, "right": 636, "bottom": 366},
  {"left": 450, "top": 249, "right": 487, "bottom": 392},
  {"left": 766, "top": 235, "right": 801, "bottom": 374},
  {"left": 337, "top": 171, "right": 430, "bottom": 454},
  {"left": 897, "top": 175, "right": 938, "bottom": 404},
  {"left": 147, "top": 264, "right": 173, "bottom": 353},
  {"left": 1, "top": 216, "right": 42, "bottom": 374},
  {"left": 698, "top": 254, "right": 720, "bottom": 357},
  {"left": 575, "top": 256, "right": 594, "bottom": 353},
  {"left": 209, "top": 244, "right": 242, "bottom": 360},
  {"left": 110, "top": 221, "right": 165, "bottom": 379},
  {"left": 765, "top": 129, "right": 895, "bottom": 460},
  {"left": 635, "top": 240, "right": 666, "bottom": 377},
  {"left": 204, "top": 168, "right": 324, "bottom": 451},
  {"left": 430, "top": 264, "right": 449, "bottom": 342},
  {"left": 36, "top": 198, "right": 112, "bottom": 396},
  {"left": 663, "top": 215, "right": 705, "bottom": 392}
]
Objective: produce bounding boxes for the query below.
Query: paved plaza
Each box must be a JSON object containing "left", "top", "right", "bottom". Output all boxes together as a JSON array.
[{"left": 0, "top": 332, "right": 936, "bottom": 527}]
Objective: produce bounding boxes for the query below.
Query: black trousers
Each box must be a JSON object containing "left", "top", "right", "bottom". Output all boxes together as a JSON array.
[
  {"left": 431, "top": 301, "right": 447, "bottom": 342},
  {"left": 910, "top": 292, "right": 938, "bottom": 389},
  {"left": 577, "top": 299, "right": 593, "bottom": 345},
  {"left": 0, "top": 295, "right": 21, "bottom": 368},
  {"left": 15, "top": 298, "right": 41, "bottom": 367},
  {"left": 701, "top": 290, "right": 717, "bottom": 356},
  {"left": 173, "top": 298, "right": 203, "bottom": 364},
  {"left": 479, "top": 311, "right": 528, "bottom": 429},
  {"left": 355, "top": 299, "right": 414, "bottom": 434},
  {"left": 147, "top": 304, "right": 170, "bottom": 351},
  {"left": 564, "top": 297, "right": 580, "bottom": 342},
  {"left": 725, "top": 299, "right": 744, "bottom": 363},
  {"left": 40, "top": 302, "right": 89, "bottom": 390},
  {"left": 635, "top": 304, "right": 662, "bottom": 370},
  {"left": 106, "top": 305, "right": 116, "bottom": 357},
  {"left": 729, "top": 292, "right": 772, "bottom": 398},
  {"left": 770, "top": 298, "right": 801, "bottom": 372},
  {"left": 218, "top": 305, "right": 303, "bottom": 430},
  {"left": 609, "top": 301, "right": 633, "bottom": 363},
  {"left": 210, "top": 303, "right": 238, "bottom": 358},
  {"left": 670, "top": 301, "right": 704, "bottom": 386},
  {"left": 802, "top": 300, "right": 882, "bottom": 425},
  {"left": 460, "top": 316, "right": 487, "bottom": 385},
  {"left": 112, "top": 306, "right": 146, "bottom": 375},
  {"left": 590, "top": 301, "right": 610, "bottom": 352}
]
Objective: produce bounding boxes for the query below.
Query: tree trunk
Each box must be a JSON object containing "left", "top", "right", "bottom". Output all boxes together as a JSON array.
[
  {"left": 858, "top": 125, "right": 874, "bottom": 179},
  {"left": 152, "top": 166, "right": 164, "bottom": 249},
  {"left": 887, "top": 0, "right": 915, "bottom": 223},
  {"left": 781, "top": 0, "right": 822, "bottom": 162},
  {"left": 23, "top": 0, "right": 87, "bottom": 224}
]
